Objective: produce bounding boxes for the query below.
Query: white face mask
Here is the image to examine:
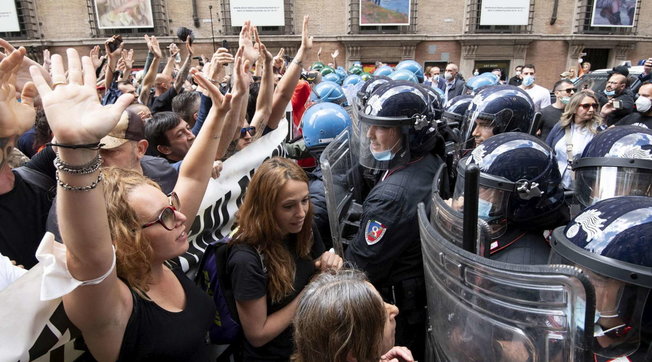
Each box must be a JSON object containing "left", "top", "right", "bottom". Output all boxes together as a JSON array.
[
  {"left": 516, "top": 71, "right": 522, "bottom": 76},
  {"left": 444, "top": 72, "right": 453, "bottom": 80},
  {"left": 635, "top": 96, "right": 652, "bottom": 113},
  {"left": 522, "top": 75, "right": 535, "bottom": 87},
  {"left": 473, "top": 71, "right": 480, "bottom": 76}
]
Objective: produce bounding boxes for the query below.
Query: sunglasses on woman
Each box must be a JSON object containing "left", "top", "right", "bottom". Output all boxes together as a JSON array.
[
  {"left": 141, "top": 192, "right": 181, "bottom": 230},
  {"left": 240, "top": 127, "right": 256, "bottom": 138},
  {"left": 579, "top": 103, "right": 599, "bottom": 110}
]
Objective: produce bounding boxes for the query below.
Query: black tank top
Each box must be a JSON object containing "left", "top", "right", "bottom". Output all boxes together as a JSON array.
[{"left": 117, "top": 268, "right": 215, "bottom": 361}]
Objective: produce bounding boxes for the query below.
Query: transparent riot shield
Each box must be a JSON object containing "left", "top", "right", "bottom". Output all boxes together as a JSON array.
[
  {"left": 418, "top": 203, "right": 596, "bottom": 362},
  {"left": 320, "top": 129, "right": 361, "bottom": 256}
]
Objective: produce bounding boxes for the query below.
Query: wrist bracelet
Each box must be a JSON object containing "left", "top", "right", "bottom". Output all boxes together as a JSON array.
[
  {"left": 56, "top": 170, "right": 103, "bottom": 192},
  {"left": 47, "top": 142, "right": 105, "bottom": 150},
  {"left": 54, "top": 153, "right": 103, "bottom": 175}
]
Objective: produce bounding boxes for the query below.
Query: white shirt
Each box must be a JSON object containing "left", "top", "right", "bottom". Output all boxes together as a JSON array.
[
  {"left": 0, "top": 254, "right": 27, "bottom": 291},
  {"left": 522, "top": 84, "right": 552, "bottom": 112},
  {"left": 554, "top": 122, "right": 595, "bottom": 189}
]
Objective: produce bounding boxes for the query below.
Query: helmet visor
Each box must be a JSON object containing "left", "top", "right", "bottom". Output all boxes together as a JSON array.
[
  {"left": 575, "top": 166, "right": 652, "bottom": 208},
  {"left": 358, "top": 121, "right": 408, "bottom": 170}
]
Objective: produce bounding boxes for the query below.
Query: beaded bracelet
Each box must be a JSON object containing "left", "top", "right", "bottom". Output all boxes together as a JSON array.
[
  {"left": 56, "top": 170, "right": 103, "bottom": 192},
  {"left": 54, "top": 154, "right": 103, "bottom": 175}
]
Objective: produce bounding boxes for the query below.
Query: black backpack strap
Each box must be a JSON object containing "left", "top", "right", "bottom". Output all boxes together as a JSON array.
[{"left": 14, "top": 166, "right": 56, "bottom": 198}]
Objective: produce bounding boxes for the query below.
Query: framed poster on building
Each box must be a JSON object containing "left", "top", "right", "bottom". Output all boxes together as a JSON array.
[
  {"left": 479, "top": 0, "right": 530, "bottom": 26},
  {"left": 360, "top": 0, "right": 410, "bottom": 26},
  {"left": 230, "top": 0, "right": 285, "bottom": 27},
  {"left": 591, "top": 0, "right": 637, "bottom": 27},
  {"left": 94, "top": 0, "right": 154, "bottom": 29},
  {"left": 0, "top": 0, "right": 20, "bottom": 32}
]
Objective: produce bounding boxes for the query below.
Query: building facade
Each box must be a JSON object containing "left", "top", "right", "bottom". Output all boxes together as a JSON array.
[{"left": 2, "top": 0, "right": 651, "bottom": 88}]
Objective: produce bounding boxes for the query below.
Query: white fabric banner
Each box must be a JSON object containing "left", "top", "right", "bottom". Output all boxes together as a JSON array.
[
  {"left": 480, "top": 0, "right": 530, "bottom": 26},
  {"left": 0, "top": 0, "right": 20, "bottom": 32},
  {"left": 229, "top": 0, "right": 285, "bottom": 27}
]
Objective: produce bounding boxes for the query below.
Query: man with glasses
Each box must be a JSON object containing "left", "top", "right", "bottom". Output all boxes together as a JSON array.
[
  {"left": 538, "top": 80, "right": 576, "bottom": 141},
  {"left": 596, "top": 66, "right": 635, "bottom": 126}
]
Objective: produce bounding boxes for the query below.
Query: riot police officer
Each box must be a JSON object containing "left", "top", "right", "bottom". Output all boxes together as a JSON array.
[{"left": 344, "top": 80, "right": 443, "bottom": 360}]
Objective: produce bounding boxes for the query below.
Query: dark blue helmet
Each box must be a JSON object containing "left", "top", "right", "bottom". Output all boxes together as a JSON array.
[
  {"left": 395, "top": 60, "right": 424, "bottom": 83},
  {"left": 442, "top": 95, "right": 473, "bottom": 130},
  {"left": 458, "top": 85, "right": 536, "bottom": 158},
  {"left": 301, "top": 102, "right": 352, "bottom": 152},
  {"left": 310, "top": 80, "right": 347, "bottom": 105},
  {"left": 454, "top": 132, "right": 563, "bottom": 233},
  {"left": 574, "top": 126, "right": 652, "bottom": 208},
  {"left": 373, "top": 65, "right": 394, "bottom": 77},
  {"left": 550, "top": 196, "right": 652, "bottom": 358},
  {"left": 355, "top": 76, "right": 392, "bottom": 111}
]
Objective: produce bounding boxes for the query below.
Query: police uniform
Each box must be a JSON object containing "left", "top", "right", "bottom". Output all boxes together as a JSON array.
[{"left": 345, "top": 152, "right": 441, "bottom": 359}]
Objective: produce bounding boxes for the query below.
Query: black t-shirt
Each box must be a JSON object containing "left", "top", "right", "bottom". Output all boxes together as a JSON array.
[
  {"left": 0, "top": 171, "right": 52, "bottom": 268},
  {"left": 149, "top": 87, "right": 178, "bottom": 114},
  {"left": 227, "top": 234, "right": 324, "bottom": 361},
  {"left": 539, "top": 105, "right": 564, "bottom": 141},
  {"left": 615, "top": 112, "right": 652, "bottom": 129}
]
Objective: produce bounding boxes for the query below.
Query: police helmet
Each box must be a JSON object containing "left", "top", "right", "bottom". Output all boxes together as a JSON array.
[
  {"left": 454, "top": 132, "right": 564, "bottom": 237},
  {"left": 311, "top": 62, "right": 325, "bottom": 72},
  {"left": 389, "top": 69, "right": 419, "bottom": 83},
  {"left": 442, "top": 95, "right": 473, "bottom": 130},
  {"left": 348, "top": 64, "right": 363, "bottom": 75},
  {"left": 373, "top": 65, "right": 394, "bottom": 77},
  {"left": 310, "top": 80, "right": 347, "bottom": 106},
  {"left": 550, "top": 196, "right": 652, "bottom": 358},
  {"left": 342, "top": 74, "right": 363, "bottom": 88},
  {"left": 464, "top": 72, "right": 500, "bottom": 95},
  {"left": 354, "top": 76, "right": 392, "bottom": 112},
  {"left": 356, "top": 80, "right": 437, "bottom": 170},
  {"left": 322, "top": 72, "right": 342, "bottom": 85},
  {"left": 395, "top": 60, "right": 424, "bottom": 83},
  {"left": 574, "top": 126, "right": 652, "bottom": 209},
  {"left": 321, "top": 66, "right": 336, "bottom": 76},
  {"left": 458, "top": 85, "right": 536, "bottom": 159},
  {"left": 301, "top": 102, "right": 352, "bottom": 153},
  {"left": 360, "top": 72, "right": 373, "bottom": 81}
]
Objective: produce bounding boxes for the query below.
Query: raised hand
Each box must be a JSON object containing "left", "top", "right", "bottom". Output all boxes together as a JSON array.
[
  {"left": 331, "top": 49, "right": 339, "bottom": 60},
  {"left": 168, "top": 43, "right": 179, "bottom": 58},
  {"left": 0, "top": 47, "right": 37, "bottom": 138},
  {"left": 42, "top": 49, "right": 51, "bottom": 73},
  {"left": 104, "top": 36, "right": 123, "bottom": 59},
  {"left": 300, "top": 16, "right": 313, "bottom": 52},
  {"left": 89, "top": 45, "right": 104, "bottom": 70},
  {"left": 122, "top": 49, "right": 134, "bottom": 70},
  {"left": 144, "top": 35, "right": 162, "bottom": 58},
  {"left": 0, "top": 38, "right": 51, "bottom": 93},
  {"left": 239, "top": 20, "right": 260, "bottom": 65},
  {"left": 29, "top": 49, "right": 133, "bottom": 145},
  {"left": 255, "top": 28, "right": 273, "bottom": 66}
]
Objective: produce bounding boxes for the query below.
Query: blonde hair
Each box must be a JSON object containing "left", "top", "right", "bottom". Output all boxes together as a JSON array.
[
  {"left": 101, "top": 167, "right": 160, "bottom": 293},
  {"left": 232, "top": 157, "right": 313, "bottom": 303},
  {"left": 559, "top": 90, "right": 602, "bottom": 134},
  {"left": 292, "top": 269, "right": 387, "bottom": 362}
]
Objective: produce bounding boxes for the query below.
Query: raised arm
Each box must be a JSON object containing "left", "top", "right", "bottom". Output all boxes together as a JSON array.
[
  {"left": 103, "top": 36, "right": 123, "bottom": 90},
  {"left": 0, "top": 47, "right": 37, "bottom": 142},
  {"left": 173, "top": 39, "right": 193, "bottom": 93},
  {"left": 249, "top": 31, "right": 274, "bottom": 135},
  {"left": 268, "top": 15, "right": 312, "bottom": 129},
  {"left": 162, "top": 43, "right": 179, "bottom": 78},
  {"left": 117, "top": 49, "right": 134, "bottom": 82},
  {"left": 0, "top": 38, "right": 51, "bottom": 92},
  {"left": 139, "top": 35, "right": 162, "bottom": 105},
  {"left": 29, "top": 49, "right": 134, "bottom": 360}
]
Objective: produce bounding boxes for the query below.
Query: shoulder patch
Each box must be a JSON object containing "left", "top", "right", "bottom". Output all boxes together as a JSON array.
[{"left": 365, "top": 220, "right": 387, "bottom": 245}]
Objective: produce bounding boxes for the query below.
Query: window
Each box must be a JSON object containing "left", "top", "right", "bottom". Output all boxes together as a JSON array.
[
  {"left": 0, "top": 0, "right": 39, "bottom": 40},
  {"left": 575, "top": 0, "right": 640, "bottom": 35},
  {"left": 348, "top": 0, "right": 416, "bottom": 35},
  {"left": 220, "top": 0, "right": 294, "bottom": 36},
  {"left": 85, "top": 0, "right": 169, "bottom": 38},
  {"left": 465, "top": 0, "right": 534, "bottom": 34}
]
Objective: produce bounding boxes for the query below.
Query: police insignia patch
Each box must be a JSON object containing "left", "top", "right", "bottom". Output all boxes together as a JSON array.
[{"left": 365, "top": 220, "right": 387, "bottom": 245}]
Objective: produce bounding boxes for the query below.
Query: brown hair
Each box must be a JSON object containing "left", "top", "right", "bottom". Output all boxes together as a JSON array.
[
  {"left": 101, "top": 167, "right": 160, "bottom": 293},
  {"left": 559, "top": 90, "right": 602, "bottom": 134},
  {"left": 232, "top": 157, "right": 313, "bottom": 303},
  {"left": 292, "top": 269, "right": 387, "bottom": 362}
]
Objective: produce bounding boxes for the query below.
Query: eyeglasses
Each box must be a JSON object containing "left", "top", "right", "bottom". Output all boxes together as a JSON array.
[
  {"left": 579, "top": 103, "right": 599, "bottom": 110},
  {"left": 560, "top": 88, "right": 577, "bottom": 94},
  {"left": 142, "top": 192, "right": 181, "bottom": 230},
  {"left": 240, "top": 126, "right": 256, "bottom": 138}
]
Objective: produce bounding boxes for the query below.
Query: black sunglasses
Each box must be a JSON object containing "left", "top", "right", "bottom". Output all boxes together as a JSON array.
[
  {"left": 141, "top": 192, "right": 181, "bottom": 230},
  {"left": 560, "top": 88, "right": 577, "bottom": 94},
  {"left": 240, "top": 126, "right": 256, "bottom": 138}
]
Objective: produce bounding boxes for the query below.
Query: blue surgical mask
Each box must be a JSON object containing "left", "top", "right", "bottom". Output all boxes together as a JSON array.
[
  {"left": 371, "top": 149, "right": 395, "bottom": 161},
  {"left": 561, "top": 96, "right": 571, "bottom": 105},
  {"left": 478, "top": 198, "right": 493, "bottom": 220},
  {"left": 522, "top": 75, "right": 535, "bottom": 87},
  {"left": 604, "top": 89, "right": 616, "bottom": 97}
]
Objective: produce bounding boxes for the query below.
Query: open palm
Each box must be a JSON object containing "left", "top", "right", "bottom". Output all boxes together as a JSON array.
[{"left": 0, "top": 47, "right": 36, "bottom": 138}]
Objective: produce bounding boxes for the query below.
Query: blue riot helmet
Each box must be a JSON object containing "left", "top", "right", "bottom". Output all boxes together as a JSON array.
[
  {"left": 453, "top": 133, "right": 564, "bottom": 239},
  {"left": 573, "top": 126, "right": 652, "bottom": 209},
  {"left": 342, "top": 74, "right": 362, "bottom": 88},
  {"left": 310, "top": 80, "right": 347, "bottom": 105},
  {"left": 301, "top": 102, "right": 352, "bottom": 153},
  {"left": 322, "top": 72, "right": 342, "bottom": 85},
  {"left": 395, "top": 60, "right": 424, "bottom": 83},
  {"left": 457, "top": 85, "right": 536, "bottom": 159},
  {"left": 348, "top": 64, "right": 363, "bottom": 75},
  {"left": 373, "top": 65, "right": 394, "bottom": 77},
  {"left": 389, "top": 69, "right": 419, "bottom": 83},
  {"left": 550, "top": 196, "right": 652, "bottom": 359},
  {"left": 442, "top": 95, "right": 473, "bottom": 131},
  {"left": 356, "top": 80, "right": 437, "bottom": 170},
  {"left": 422, "top": 85, "right": 444, "bottom": 122},
  {"left": 464, "top": 72, "right": 500, "bottom": 95}
]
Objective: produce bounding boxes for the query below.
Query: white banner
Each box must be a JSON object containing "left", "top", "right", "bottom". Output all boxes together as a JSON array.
[
  {"left": 0, "top": 0, "right": 20, "bottom": 32},
  {"left": 229, "top": 0, "right": 285, "bottom": 27},
  {"left": 480, "top": 0, "right": 530, "bottom": 26},
  {"left": 94, "top": 0, "right": 154, "bottom": 29}
]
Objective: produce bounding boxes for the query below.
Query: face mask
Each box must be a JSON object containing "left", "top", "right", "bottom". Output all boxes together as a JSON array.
[
  {"left": 561, "top": 96, "right": 571, "bottom": 105},
  {"left": 444, "top": 72, "right": 453, "bottom": 80},
  {"left": 522, "top": 75, "right": 535, "bottom": 87},
  {"left": 516, "top": 71, "right": 522, "bottom": 76},
  {"left": 433, "top": 75, "right": 440, "bottom": 81},
  {"left": 478, "top": 198, "right": 493, "bottom": 220},
  {"left": 635, "top": 96, "right": 651, "bottom": 113},
  {"left": 473, "top": 71, "right": 479, "bottom": 76},
  {"left": 370, "top": 148, "right": 395, "bottom": 161},
  {"left": 604, "top": 89, "right": 616, "bottom": 97}
]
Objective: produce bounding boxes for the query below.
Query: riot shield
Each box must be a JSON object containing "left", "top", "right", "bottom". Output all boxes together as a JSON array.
[
  {"left": 320, "top": 129, "right": 361, "bottom": 256},
  {"left": 418, "top": 203, "right": 596, "bottom": 362}
]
